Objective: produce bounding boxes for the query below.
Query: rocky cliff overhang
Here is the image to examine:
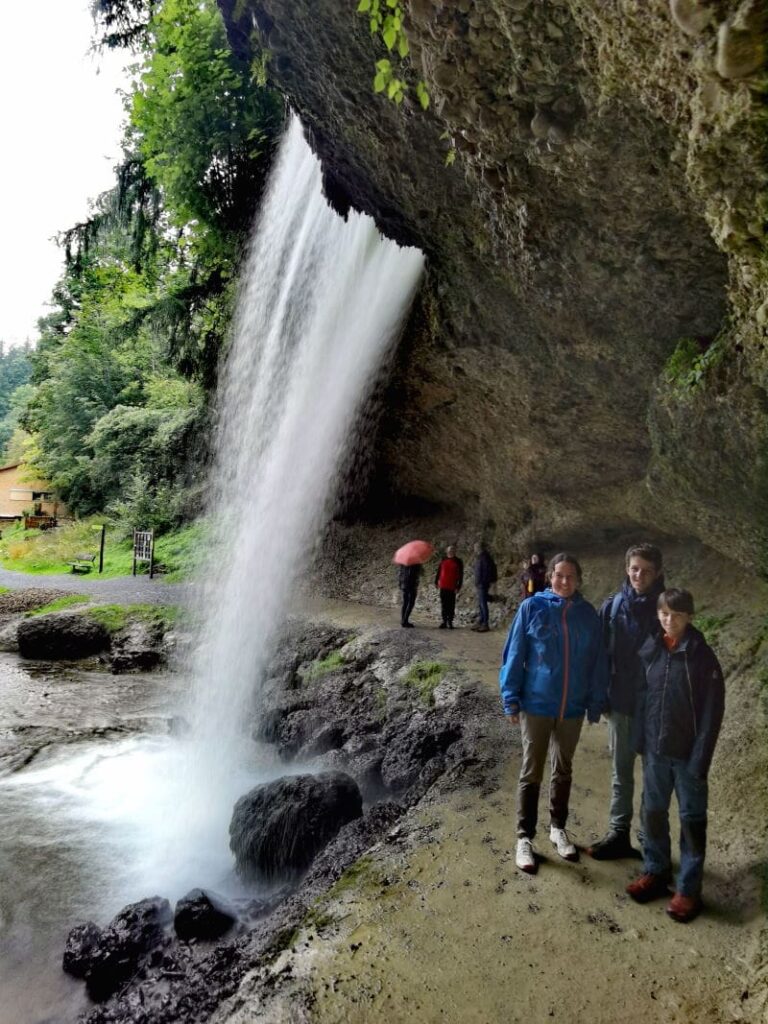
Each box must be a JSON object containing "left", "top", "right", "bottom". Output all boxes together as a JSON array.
[{"left": 219, "top": 0, "right": 767, "bottom": 566}]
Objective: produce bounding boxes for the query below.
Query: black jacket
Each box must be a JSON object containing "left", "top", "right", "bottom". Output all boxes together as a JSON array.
[
  {"left": 599, "top": 578, "right": 664, "bottom": 716},
  {"left": 474, "top": 550, "right": 498, "bottom": 587},
  {"left": 398, "top": 564, "right": 421, "bottom": 592},
  {"left": 634, "top": 626, "right": 725, "bottom": 779}
]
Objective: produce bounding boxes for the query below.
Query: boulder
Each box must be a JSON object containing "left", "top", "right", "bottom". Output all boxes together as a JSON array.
[
  {"left": 62, "top": 896, "right": 172, "bottom": 1001},
  {"left": 173, "top": 889, "right": 237, "bottom": 942},
  {"left": 380, "top": 715, "right": 462, "bottom": 793},
  {"left": 229, "top": 771, "right": 363, "bottom": 882},
  {"left": 18, "top": 612, "right": 110, "bottom": 660}
]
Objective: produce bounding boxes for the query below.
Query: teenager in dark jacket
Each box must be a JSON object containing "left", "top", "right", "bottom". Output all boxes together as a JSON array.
[
  {"left": 626, "top": 588, "right": 725, "bottom": 923},
  {"left": 589, "top": 543, "right": 665, "bottom": 860},
  {"left": 472, "top": 541, "right": 497, "bottom": 632},
  {"left": 398, "top": 563, "right": 421, "bottom": 628},
  {"left": 435, "top": 545, "right": 463, "bottom": 629}
]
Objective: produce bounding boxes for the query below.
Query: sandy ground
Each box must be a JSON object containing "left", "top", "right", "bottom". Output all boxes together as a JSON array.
[{"left": 256, "top": 594, "right": 768, "bottom": 1024}]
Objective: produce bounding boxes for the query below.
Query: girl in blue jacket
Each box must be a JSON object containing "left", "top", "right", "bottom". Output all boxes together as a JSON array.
[{"left": 500, "top": 553, "right": 608, "bottom": 874}]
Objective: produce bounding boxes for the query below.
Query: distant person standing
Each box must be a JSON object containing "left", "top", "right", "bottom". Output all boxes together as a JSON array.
[
  {"left": 588, "top": 543, "right": 665, "bottom": 861},
  {"left": 435, "top": 545, "right": 463, "bottom": 629},
  {"left": 626, "top": 588, "right": 724, "bottom": 922},
  {"left": 500, "top": 553, "right": 608, "bottom": 874},
  {"left": 520, "top": 553, "right": 546, "bottom": 600},
  {"left": 398, "top": 563, "right": 421, "bottom": 628},
  {"left": 471, "top": 541, "right": 497, "bottom": 632}
]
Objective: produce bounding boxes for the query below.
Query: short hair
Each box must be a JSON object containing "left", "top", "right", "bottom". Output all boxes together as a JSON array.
[
  {"left": 547, "top": 552, "right": 583, "bottom": 584},
  {"left": 625, "top": 543, "right": 663, "bottom": 571},
  {"left": 657, "top": 588, "right": 694, "bottom": 615}
]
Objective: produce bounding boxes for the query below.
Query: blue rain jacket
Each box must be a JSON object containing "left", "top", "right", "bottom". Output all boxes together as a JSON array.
[{"left": 500, "top": 589, "right": 608, "bottom": 721}]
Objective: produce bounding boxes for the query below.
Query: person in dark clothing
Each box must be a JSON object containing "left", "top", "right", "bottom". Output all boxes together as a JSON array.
[
  {"left": 435, "top": 545, "right": 463, "bottom": 628},
  {"left": 520, "top": 553, "right": 546, "bottom": 600},
  {"left": 471, "top": 541, "right": 497, "bottom": 632},
  {"left": 626, "top": 588, "right": 724, "bottom": 923},
  {"left": 588, "top": 543, "right": 665, "bottom": 861},
  {"left": 398, "top": 563, "right": 421, "bottom": 628}
]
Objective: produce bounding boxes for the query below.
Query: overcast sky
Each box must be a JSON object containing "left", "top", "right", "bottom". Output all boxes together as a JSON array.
[{"left": 0, "top": 1, "right": 131, "bottom": 346}]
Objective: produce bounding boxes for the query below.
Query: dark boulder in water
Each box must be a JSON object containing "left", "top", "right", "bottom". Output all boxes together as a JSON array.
[
  {"left": 173, "top": 889, "right": 237, "bottom": 942},
  {"left": 62, "top": 896, "right": 172, "bottom": 1002},
  {"left": 18, "top": 612, "right": 110, "bottom": 660},
  {"left": 229, "top": 770, "right": 363, "bottom": 882}
]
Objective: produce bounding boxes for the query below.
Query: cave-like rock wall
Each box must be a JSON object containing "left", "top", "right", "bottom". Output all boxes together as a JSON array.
[{"left": 219, "top": 0, "right": 767, "bottom": 565}]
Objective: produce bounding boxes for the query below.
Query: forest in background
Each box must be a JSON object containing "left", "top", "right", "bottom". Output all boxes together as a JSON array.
[{"left": 0, "top": 0, "right": 284, "bottom": 538}]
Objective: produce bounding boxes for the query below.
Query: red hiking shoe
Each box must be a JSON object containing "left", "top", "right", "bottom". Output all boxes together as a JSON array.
[
  {"left": 666, "top": 892, "right": 702, "bottom": 923},
  {"left": 626, "top": 873, "right": 670, "bottom": 903}
]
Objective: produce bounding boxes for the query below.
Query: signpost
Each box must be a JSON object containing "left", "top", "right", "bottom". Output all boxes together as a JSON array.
[{"left": 132, "top": 529, "right": 155, "bottom": 579}]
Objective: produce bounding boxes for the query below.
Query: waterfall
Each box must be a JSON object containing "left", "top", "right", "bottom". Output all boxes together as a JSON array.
[{"left": 180, "top": 116, "right": 424, "bottom": 834}]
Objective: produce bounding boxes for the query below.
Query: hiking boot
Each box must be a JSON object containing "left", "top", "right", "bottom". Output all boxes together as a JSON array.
[
  {"left": 549, "top": 826, "right": 578, "bottom": 861},
  {"left": 626, "top": 873, "right": 671, "bottom": 903},
  {"left": 475, "top": 624, "right": 490, "bottom": 633},
  {"left": 666, "top": 893, "right": 702, "bottom": 923},
  {"left": 587, "top": 830, "right": 636, "bottom": 861},
  {"left": 448, "top": 622, "right": 454, "bottom": 629},
  {"left": 516, "top": 837, "right": 537, "bottom": 874},
  {"left": 401, "top": 622, "right": 415, "bottom": 628},
  {"left": 438, "top": 622, "right": 447, "bottom": 629}
]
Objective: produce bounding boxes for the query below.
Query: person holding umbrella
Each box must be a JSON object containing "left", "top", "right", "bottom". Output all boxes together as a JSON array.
[{"left": 393, "top": 540, "right": 434, "bottom": 628}]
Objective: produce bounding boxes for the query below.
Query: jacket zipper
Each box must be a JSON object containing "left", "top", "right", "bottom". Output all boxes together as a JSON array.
[
  {"left": 684, "top": 650, "right": 698, "bottom": 736},
  {"left": 559, "top": 600, "right": 570, "bottom": 720},
  {"left": 657, "top": 649, "right": 670, "bottom": 755}
]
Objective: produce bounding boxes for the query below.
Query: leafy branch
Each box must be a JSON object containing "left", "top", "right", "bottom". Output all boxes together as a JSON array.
[{"left": 356, "top": 0, "right": 429, "bottom": 109}]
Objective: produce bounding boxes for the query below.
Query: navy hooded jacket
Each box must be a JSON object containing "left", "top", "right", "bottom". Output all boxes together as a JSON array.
[
  {"left": 634, "top": 626, "right": 724, "bottom": 779},
  {"left": 599, "top": 577, "right": 665, "bottom": 716},
  {"left": 499, "top": 589, "right": 608, "bottom": 722}
]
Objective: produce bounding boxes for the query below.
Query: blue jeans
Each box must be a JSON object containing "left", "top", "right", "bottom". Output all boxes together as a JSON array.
[
  {"left": 607, "top": 711, "right": 637, "bottom": 832},
  {"left": 476, "top": 584, "right": 489, "bottom": 626},
  {"left": 642, "top": 752, "right": 708, "bottom": 897}
]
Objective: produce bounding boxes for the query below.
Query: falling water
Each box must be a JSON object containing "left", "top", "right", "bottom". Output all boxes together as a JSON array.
[{"left": 179, "top": 115, "right": 424, "bottom": 837}]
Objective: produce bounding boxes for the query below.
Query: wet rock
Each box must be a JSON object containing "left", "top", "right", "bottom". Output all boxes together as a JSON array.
[
  {"left": 63, "top": 896, "right": 172, "bottom": 1002},
  {"left": 108, "top": 619, "right": 165, "bottom": 673},
  {"left": 18, "top": 612, "right": 110, "bottom": 660},
  {"left": 230, "top": 771, "right": 363, "bottom": 882},
  {"left": 62, "top": 921, "right": 103, "bottom": 979},
  {"left": 173, "top": 889, "right": 237, "bottom": 942},
  {"left": 716, "top": 18, "right": 765, "bottom": 79},
  {"left": 300, "top": 722, "right": 346, "bottom": 757},
  {"left": 669, "top": 0, "right": 713, "bottom": 37},
  {"left": 380, "top": 714, "right": 462, "bottom": 792}
]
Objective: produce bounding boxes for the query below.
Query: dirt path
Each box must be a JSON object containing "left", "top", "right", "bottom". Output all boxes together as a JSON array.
[{"left": 262, "top": 597, "right": 766, "bottom": 1024}]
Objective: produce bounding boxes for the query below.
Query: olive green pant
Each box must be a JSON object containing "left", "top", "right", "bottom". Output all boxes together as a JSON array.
[{"left": 517, "top": 712, "right": 584, "bottom": 839}]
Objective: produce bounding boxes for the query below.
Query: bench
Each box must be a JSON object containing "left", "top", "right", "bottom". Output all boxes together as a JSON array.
[{"left": 69, "top": 553, "right": 97, "bottom": 574}]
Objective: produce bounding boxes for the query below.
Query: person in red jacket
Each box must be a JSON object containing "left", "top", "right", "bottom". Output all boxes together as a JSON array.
[{"left": 435, "top": 545, "right": 464, "bottom": 629}]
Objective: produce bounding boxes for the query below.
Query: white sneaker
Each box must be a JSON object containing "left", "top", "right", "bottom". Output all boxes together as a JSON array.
[
  {"left": 516, "top": 837, "right": 537, "bottom": 873},
  {"left": 549, "top": 826, "right": 578, "bottom": 861}
]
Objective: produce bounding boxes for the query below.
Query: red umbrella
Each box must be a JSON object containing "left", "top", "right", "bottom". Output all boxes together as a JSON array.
[{"left": 393, "top": 540, "right": 434, "bottom": 566}]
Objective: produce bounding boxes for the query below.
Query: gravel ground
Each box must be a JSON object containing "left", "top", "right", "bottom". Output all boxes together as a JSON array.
[{"left": 0, "top": 567, "right": 191, "bottom": 606}]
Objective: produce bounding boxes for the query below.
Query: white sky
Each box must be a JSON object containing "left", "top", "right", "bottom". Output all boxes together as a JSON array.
[{"left": 0, "top": 1, "right": 131, "bottom": 346}]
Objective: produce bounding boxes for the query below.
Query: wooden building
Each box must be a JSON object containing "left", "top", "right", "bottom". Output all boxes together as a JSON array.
[{"left": 0, "top": 463, "right": 64, "bottom": 520}]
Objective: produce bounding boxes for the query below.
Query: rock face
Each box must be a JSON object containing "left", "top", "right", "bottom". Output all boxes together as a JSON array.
[
  {"left": 229, "top": 771, "right": 363, "bottom": 881},
  {"left": 173, "top": 889, "right": 237, "bottom": 942},
  {"left": 62, "top": 897, "right": 172, "bottom": 1002},
  {"left": 17, "top": 612, "right": 110, "bottom": 660},
  {"left": 218, "top": 0, "right": 768, "bottom": 565}
]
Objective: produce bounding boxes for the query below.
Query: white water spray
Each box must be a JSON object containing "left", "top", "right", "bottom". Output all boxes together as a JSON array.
[{"left": 182, "top": 117, "right": 424, "bottom": 816}]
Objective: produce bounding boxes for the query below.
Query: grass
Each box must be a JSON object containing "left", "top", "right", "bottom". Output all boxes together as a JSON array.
[
  {"left": 304, "top": 650, "right": 346, "bottom": 681},
  {"left": 404, "top": 660, "right": 447, "bottom": 706},
  {"left": 84, "top": 603, "right": 180, "bottom": 635},
  {"left": 26, "top": 594, "right": 90, "bottom": 616},
  {"left": 0, "top": 518, "right": 207, "bottom": 581}
]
